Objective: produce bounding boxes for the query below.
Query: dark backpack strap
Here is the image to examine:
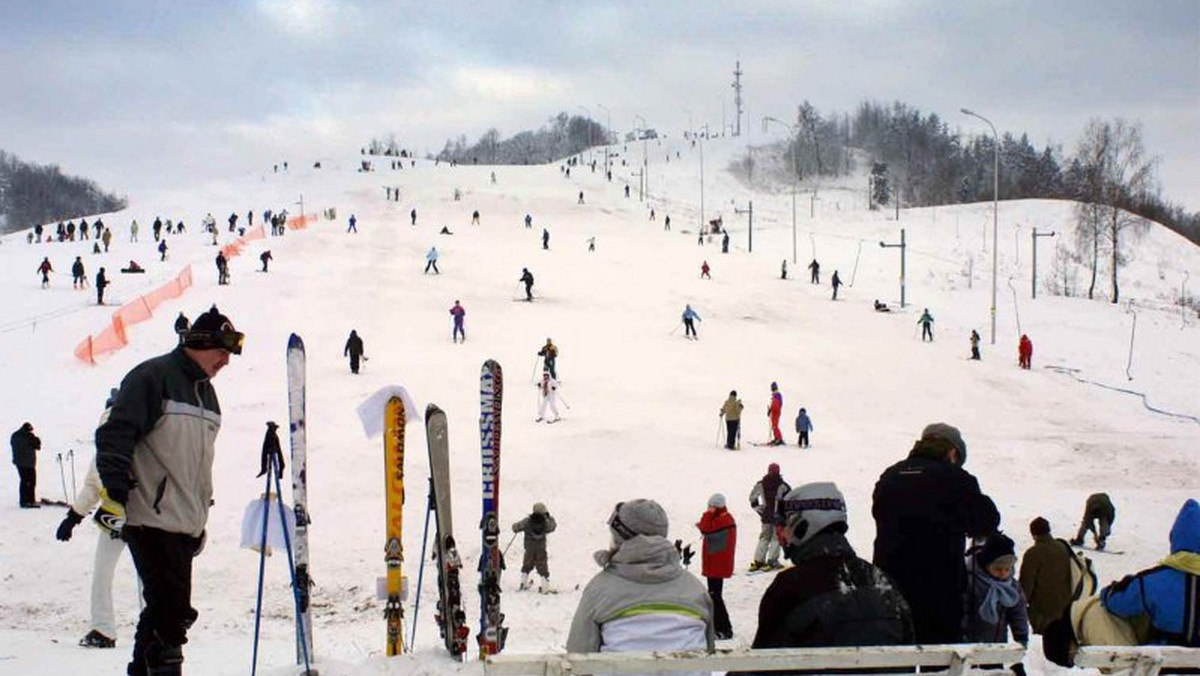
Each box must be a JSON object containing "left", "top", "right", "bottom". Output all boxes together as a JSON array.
[{"left": 1185, "top": 572, "right": 1199, "bottom": 647}]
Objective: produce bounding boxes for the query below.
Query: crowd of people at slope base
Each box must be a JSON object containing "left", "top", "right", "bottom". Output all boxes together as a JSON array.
[{"left": 561, "top": 424, "right": 1197, "bottom": 675}]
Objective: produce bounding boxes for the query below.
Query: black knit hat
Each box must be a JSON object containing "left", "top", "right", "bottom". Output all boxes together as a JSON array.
[
  {"left": 976, "top": 531, "right": 1016, "bottom": 568},
  {"left": 1030, "top": 516, "right": 1051, "bottom": 537},
  {"left": 184, "top": 306, "right": 243, "bottom": 354}
]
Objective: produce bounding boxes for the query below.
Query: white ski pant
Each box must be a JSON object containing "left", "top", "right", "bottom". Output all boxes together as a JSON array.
[
  {"left": 91, "top": 529, "right": 128, "bottom": 638},
  {"left": 538, "top": 394, "right": 560, "bottom": 421},
  {"left": 753, "top": 522, "right": 781, "bottom": 565}
]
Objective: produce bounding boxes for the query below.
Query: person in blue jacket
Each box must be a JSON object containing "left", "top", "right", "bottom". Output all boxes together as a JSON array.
[
  {"left": 682, "top": 305, "right": 701, "bottom": 340},
  {"left": 1100, "top": 499, "right": 1200, "bottom": 646},
  {"left": 794, "top": 408, "right": 814, "bottom": 448}
]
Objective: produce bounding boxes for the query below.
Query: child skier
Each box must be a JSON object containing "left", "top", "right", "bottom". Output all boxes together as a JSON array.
[
  {"left": 794, "top": 407, "right": 813, "bottom": 448},
  {"left": 512, "top": 502, "right": 557, "bottom": 592},
  {"left": 535, "top": 370, "right": 562, "bottom": 423}
]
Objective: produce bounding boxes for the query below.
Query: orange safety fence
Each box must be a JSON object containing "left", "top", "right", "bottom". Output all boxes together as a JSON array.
[
  {"left": 287, "top": 213, "right": 317, "bottom": 230},
  {"left": 221, "top": 224, "right": 265, "bottom": 259},
  {"left": 74, "top": 265, "right": 194, "bottom": 365}
]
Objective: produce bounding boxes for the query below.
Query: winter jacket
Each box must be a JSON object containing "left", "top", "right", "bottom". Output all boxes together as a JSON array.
[
  {"left": 1084, "top": 493, "right": 1116, "bottom": 522},
  {"left": 566, "top": 535, "right": 714, "bottom": 657},
  {"left": 344, "top": 333, "right": 364, "bottom": 358},
  {"left": 1101, "top": 498, "right": 1200, "bottom": 646},
  {"left": 871, "top": 443, "right": 1000, "bottom": 644},
  {"left": 682, "top": 306, "right": 701, "bottom": 322},
  {"left": 749, "top": 531, "right": 914, "bottom": 656},
  {"left": 96, "top": 347, "right": 221, "bottom": 537},
  {"left": 794, "top": 411, "right": 813, "bottom": 433},
  {"left": 1020, "top": 534, "right": 1076, "bottom": 633},
  {"left": 769, "top": 392, "right": 782, "bottom": 420},
  {"left": 720, "top": 396, "right": 743, "bottom": 421},
  {"left": 512, "top": 512, "right": 557, "bottom": 554},
  {"left": 449, "top": 304, "right": 465, "bottom": 324},
  {"left": 10, "top": 425, "right": 39, "bottom": 468},
  {"left": 963, "top": 555, "right": 1030, "bottom": 644},
  {"left": 750, "top": 473, "right": 790, "bottom": 525},
  {"left": 697, "top": 506, "right": 736, "bottom": 579}
]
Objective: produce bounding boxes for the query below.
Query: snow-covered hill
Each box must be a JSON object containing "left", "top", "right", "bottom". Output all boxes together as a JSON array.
[{"left": 1, "top": 133, "right": 1197, "bottom": 675}]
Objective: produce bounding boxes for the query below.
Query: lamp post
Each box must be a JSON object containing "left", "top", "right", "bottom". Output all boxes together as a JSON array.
[
  {"left": 735, "top": 201, "right": 753, "bottom": 253},
  {"left": 961, "top": 107, "right": 999, "bottom": 345},
  {"left": 634, "top": 114, "right": 649, "bottom": 198},
  {"left": 1031, "top": 228, "right": 1056, "bottom": 299},
  {"left": 763, "top": 116, "right": 798, "bottom": 264},
  {"left": 597, "top": 103, "right": 611, "bottom": 171},
  {"left": 879, "top": 229, "right": 907, "bottom": 308}
]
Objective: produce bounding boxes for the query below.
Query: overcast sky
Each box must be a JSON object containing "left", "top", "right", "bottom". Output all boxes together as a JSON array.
[{"left": 3, "top": 1, "right": 1198, "bottom": 209}]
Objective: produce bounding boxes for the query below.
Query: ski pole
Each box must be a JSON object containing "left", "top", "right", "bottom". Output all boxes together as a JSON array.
[
  {"left": 57, "top": 453, "right": 69, "bottom": 502},
  {"left": 556, "top": 391, "right": 571, "bottom": 410},
  {"left": 250, "top": 464, "right": 273, "bottom": 676},
  {"left": 501, "top": 531, "right": 519, "bottom": 557},
  {"left": 716, "top": 415, "right": 723, "bottom": 448},
  {"left": 411, "top": 479, "right": 435, "bottom": 649},
  {"left": 530, "top": 355, "right": 542, "bottom": 383},
  {"left": 68, "top": 449, "right": 77, "bottom": 498},
  {"left": 668, "top": 322, "right": 681, "bottom": 336}
]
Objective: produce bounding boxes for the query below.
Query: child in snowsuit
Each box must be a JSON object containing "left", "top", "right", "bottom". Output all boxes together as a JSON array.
[
  {"left": 964, "top": 532, "right": 1030, "bottom": 654},
  {"left": 536, "top": 371, "right": 561, "bottom": 423},
  {"left": 697, "top": 493, "right": 736, "bottom": 640},
  {"left": 1019, "top": 334, "right": 1033, "bottom": 369},
  {"left": 919, "top": 309, "right": 935, "bottom": 341},
  {"left": 513, "top": 502, "right": 557, "bottom": 592},
  {"left": 794, "top": 408, "right": 813, "bottom": 448},
  {"left": 449, "top": 301, "right": 466, "bottom": 343}
]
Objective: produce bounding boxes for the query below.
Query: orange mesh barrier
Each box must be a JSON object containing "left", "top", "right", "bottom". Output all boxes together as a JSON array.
[
  {"left": 74, "top": 264, "right": 194, "bottom": 365},
  {"left": 287, "top": 213, "right": 316, "bottom": 230},
  {"left": 242, "top": 224, "right": 265, "bottom": 242}
]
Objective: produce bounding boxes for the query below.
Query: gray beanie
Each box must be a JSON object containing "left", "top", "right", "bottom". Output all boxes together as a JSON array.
[
  {"left": 919, "top": 422, "right": 967, "bottom": 464},
  {"left": 609, "top": 498, "right": 669, "bottom": 540},
  {"left": 707, "top": 493, "right": 726, "bottom": 509}
]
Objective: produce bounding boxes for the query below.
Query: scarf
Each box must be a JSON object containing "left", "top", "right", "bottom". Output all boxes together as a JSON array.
[
  {"left": 977, "top": 570, "right": 1022, "bottom": 625},
  {"left": 1161, "top": 551, "right": 1200, "bottom": 575}
]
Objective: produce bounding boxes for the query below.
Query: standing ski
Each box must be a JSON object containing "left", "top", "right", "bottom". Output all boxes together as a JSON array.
[
  {"left": 384, "top": 396, "right": 407, "bottom": 655},
  {"left": 286, "top": 333, "right": 316, "bottom": 669},
  {"left": 426, "top": 404, "right": 469, "bottom": 659},
  {"left": 477, "top": 360, "right": 507, "bottom": 658}
]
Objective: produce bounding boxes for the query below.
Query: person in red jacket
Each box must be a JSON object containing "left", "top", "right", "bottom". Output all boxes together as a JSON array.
[
  {"left": 767, "top": 382, "right": 784, "bottom": 445},
  {"left": 1018, "top": 334, "right": 1033, "bottom": 370},
  {"left": 697, "top": 493, "right": 737, "bottom": 640}
]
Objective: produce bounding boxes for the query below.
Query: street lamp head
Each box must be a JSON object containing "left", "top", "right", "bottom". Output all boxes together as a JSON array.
[
  {"left": 960, "top": 108, "right": 974, "bottom": 116},
  {"left": 879, "top": 241, "right": 886, "bottom": 248}
]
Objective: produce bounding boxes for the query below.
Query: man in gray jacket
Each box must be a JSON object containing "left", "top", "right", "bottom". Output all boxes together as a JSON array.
[
  {"left": 567, "top": 498, "right": 714, "bottom": 655},
  {"left": 97, "top": 306, "right": 242, "bottom": 676}
]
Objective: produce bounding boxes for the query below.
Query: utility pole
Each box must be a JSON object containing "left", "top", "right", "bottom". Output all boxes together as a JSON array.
[
  {"left": 734, "top": 201, "right": 753, "bottom": 253},
  {"left": 631, "top": 169, "right": 644, "bottom": 202},
  {"left": 699, "top": 137, "right": 705, "bottom": 235},
  {"left": 732, "top": 60, "right": 744, "bottom": 137},
  {"left": 879, "top": 228, "right": 907, "bottom": 308},
  {"left": 1032, "top": 228, "right": 1056, "bottom": 299},
  {"left": 296, "top": 194, "right": 305, "bottom": 218}
]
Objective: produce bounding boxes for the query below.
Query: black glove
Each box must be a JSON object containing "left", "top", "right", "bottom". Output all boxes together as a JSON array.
[
  {"left": 682, "top": 544, "right": 695, "bottom": 567},
  {"left": 56, "top": 510, "right": 85, "bottom": 541}
]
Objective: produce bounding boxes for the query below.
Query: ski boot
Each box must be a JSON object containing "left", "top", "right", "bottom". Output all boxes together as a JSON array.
[
  {"left": 519, "top": 573, "right": 531, "bottom": 591},
  {"left": 79, "top": 629, "right": 116, "bottom": 648},
  {"left": 748, "top": 561, "right": 765, "bottom": 572}
]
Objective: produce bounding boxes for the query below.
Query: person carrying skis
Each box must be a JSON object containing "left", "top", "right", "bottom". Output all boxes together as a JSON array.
[
  {"left": 918, "top": 308, "right": 935, "bottom": 342},
  {"left": 748, "top": 463, "right": 790, "bottom": 571},
  {"left": 449, "top": 300, "right": 466, "bottom": 343},
  {"left": 700, "top": 261, "right": 711, "bottom": 279},
  {"left": 970, "top": 330, "right": 982, "bottom": 360},
  {"left": 697, "top": 493, "right": 736, "bottom": 640},
  {"left": 831, "top": 270, "right": 843, "bottom": 300},
  {"left": 513, "top": 502, "right": 557, "bottom": 592},
  {"left": 519, "top": 267, "right": 535, "bottom": 301},
  {"left": 344, "top": 330, "right": 365, "bottom": 374},
  {"left": 1070, "top": 493, "right": 1115, "bottom": 551},
  {"left": 794, "top": 407, "right": 813, "bottom": 448},
  {"left": 567, "top": 499, "right": 714, "bottom": 654},
  {"left": 424, "top": 246, "right": 440, "bottom": 274},
  {"left": 748, "top": 481, "right": 913, "bottom": 650},
  {"left": 767, "top": 382, "right": 784, "bottom": 445},
  {"left": 719, "top": 391, "right": 743, "bottom": 450},
  {"left": 537, "top": 338, "right": 558, "bottom": 378},
  {"left": 808, "top": 258, "right": 820, "bottom": 284},
  {"left": 535, "top": 370, "right": 562, "bottom": 423},
  {"left": 37, "top": 257, "right": 53, "bottom": 288},
  {"left": 96, "top": 307, "right": 242, "bottom": 676},
  {"left": 96, "top": 268, "right": 110, "bottom": 305},
  {"left": 682, "top": 304, "right": 701, "bottom": 339},
  {"left": 1019, "top": 334, "right": 1033, "bottom": 369},
  {"left": 11, "top": 422, "right": 41, "bottom": 508},
  {"left": 174, "top": 312, "right": 190, "bottom": 345},
  {"left": 259, "top": 250, "right": 272, "bottom": 272}
]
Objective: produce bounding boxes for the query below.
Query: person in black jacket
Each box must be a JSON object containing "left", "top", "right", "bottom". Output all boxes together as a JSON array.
[
  {"left": 747, "top": 481, "right": 913, "bottom": 661},
  {"left": 173, "top": 312, "right": 190, "bottom": 345},
  {"left": 871, "top": 423, "right": 1000, "bottom": 644},
  {"left": 344, "top": 330, "right": 365, "bottom": 374},
  {"left": 95, "top": 268, "right": 109, "bottom": 305},
  {"left": 96, "top": 306, "right": 242, "bottom": 676},
  {"left": 11, "top": 422, "right": 41, "bottom": 508}
]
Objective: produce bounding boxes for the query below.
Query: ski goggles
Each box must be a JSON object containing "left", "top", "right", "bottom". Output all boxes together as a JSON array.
[
  {"left": 185, "top": 328, "right": 245, "bottom": 354},
  {"left": 608, "top": 502, "right": 637, "bottom": 541}
]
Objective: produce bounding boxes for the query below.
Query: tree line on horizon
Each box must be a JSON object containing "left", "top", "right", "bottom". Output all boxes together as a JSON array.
[{"left": 0, "top": 150, "right": 126, "bottom": 236}]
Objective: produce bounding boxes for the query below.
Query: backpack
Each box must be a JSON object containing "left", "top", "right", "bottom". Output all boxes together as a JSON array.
[{"left": 1062, "top": 539, "right": 1098, "bottom": 600}]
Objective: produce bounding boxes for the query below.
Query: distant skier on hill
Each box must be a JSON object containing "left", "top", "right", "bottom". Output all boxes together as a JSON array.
[
  {"left": 808, "top": 259, "right": 820, "bottom": 284},
  {"left": 525, "top": 214, "right": 533, "bottom": 229},
  {"left": 347, "top": 214, "right": 357, "bottom": 233},
  {"left": 719, "top": 391, "right": 743, "bottom": 450},
  {"left": 174, "top": 312, "right": 190, "bottom": 345},
  {"left": 682, "top": 304, "right": 702, "bottom": 339},
  {"left": 410, "top": 208, "right": 417, "bottom": 226},
  {"left": 95, "top": 268, "right": 109, "bottom": 305},
  {"left": 542, "top": 228, "right": 550, "bottom": 250},
  {"left": 767, "top": 382, "right": 784, "bottom": 445},
  {"left": 215, "top": 252, "right": 230, "bottom": 285},
  {"left": 259, "top": 250, "right": 272, "bottom": 272},
  {"left": 537, "top": 338, "right": 558, "bottom": 378},
  {"left": 344, "top": 330, "right": 365, "bottom": 374},
  {"left": 918, "top": 309, "right": 935, "bottom": 342},
  {"left": 970, "top": 330, "right": 981, "bottom": 360},
  {"left": 831, "top": 270, "right": 843, "bottom": 300},
  {"left": 519, "top": 267, "right": 535, "bottom": 302},
  {"left": 158, "top": 239, "right": 168, "bottom": 262},
  {"left": 472, "top": 210, "right": 480, "bottom": 226},
  {"left": 781, "top": 260, "right": 787, "bottom": 280},
  {"left": 449, "top": 300, "right": 466, "bottom": 343},
  {"left": 723, "top": 231, "right": 730, "bottom": 254},
  {"left": 424, "top": 247, "right": 440, "bottom": 274},
  {"left": 37, "top": 257, "right": 53, "bottom": 288},
  {"left": 700, "top": 261, "right": 711, "bottom": 279},
  {"left": 535, "top": 370, "right": 562, "bottom": 423},
  {"left": 795, "top": 407, "right": 813, "bottom": 448},
  {"left": 1019, "top": 334, "right": 1033, "bottom": 369},
  {"left": 72, "top": 257, "right": 86, "bottom": 289}
]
